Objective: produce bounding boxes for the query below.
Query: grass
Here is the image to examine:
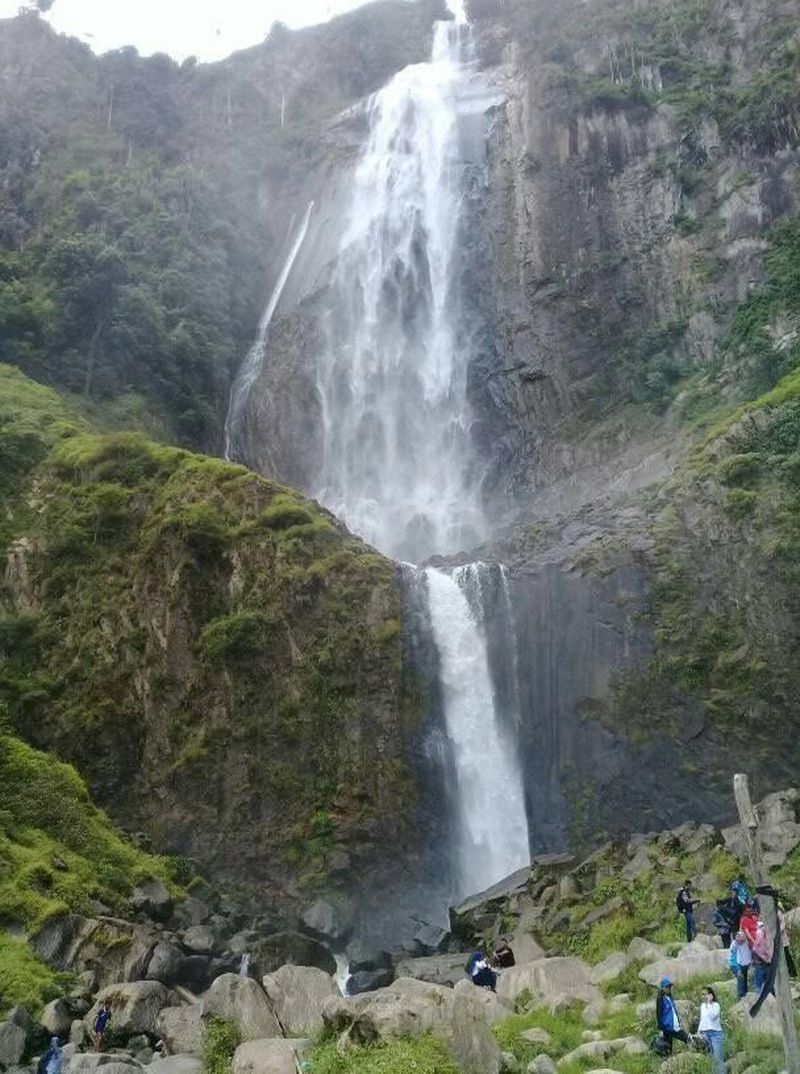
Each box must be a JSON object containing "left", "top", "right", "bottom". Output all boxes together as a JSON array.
[
  {"left": 306, "top": 1036, "right": 462, "bottom": 1074},
  {"left": 0, "top": 733, "right": 177, "bottom": 930},
  {"left": 0, "top": 931, "right": 72, "bottom": 1016},
  {"left": 202, "top": 1018, "right": 240, "bottom": 1074}
]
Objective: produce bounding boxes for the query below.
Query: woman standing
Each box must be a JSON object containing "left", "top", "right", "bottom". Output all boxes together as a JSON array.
[
  {"left": 698, "top": 987, "right": 725, "bottom": 1074},
  {"left": 730, "top": 929, "right": 752, "bottom": 998}
]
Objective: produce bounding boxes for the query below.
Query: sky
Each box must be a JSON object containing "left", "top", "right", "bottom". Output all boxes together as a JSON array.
[{"left": 0, "top": 0, "right": 368, "bottom": 61}]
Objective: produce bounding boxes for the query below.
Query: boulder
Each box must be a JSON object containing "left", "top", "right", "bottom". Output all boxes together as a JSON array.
[
  {"left": 132, "top": 880, "right": 173, "bottom": 924},
  {"left": 298, "top": 900, "right": 352, "bottom": 947},
  {"left": 66, "top": 1056, "right": 143, "bottom": 1074},
  {"left": 84, "top": 982, "right": 174, "bottom": 1039},
  {"left": 345, "top": 942, "right": 392, "bottom": 974},
  {"left": 498, "top": 958, "right": 602, "bottom": 1010},
  {"left": 201, "top": 975, "right": 280, "bottom": 1041},
  {"left": 346, "top": 969, "right": 394, "bottom": 995},
  {"left": 453, "top": 980, "right": 512, "bottom": 1026},
  {"left": 231, "top": 1039, "right": 310, "bottom": 1074},
  {"left": 146, "top": 944, "right": 185, "bottom": 986},
  {"left": 155, "top": 1007, "right": 204, "bottom": 1057},
  {"left": 181, "top": 927, "right": 216, "bottom": 958},
  {"left": 41, "top": 999, "right": 73, "bottom": 1037},
  {"left": 6, "top": 1010, "right": 31, "bottom": 1034},
  {"left": 261, "top": 965, "right": 339, "bottom": 1036},
  {"left": 171, "top": 899, "right": 211, "bottom": 930},
  {"left": 626, "top": 938, "right": 665, "bottom": 962},
  {"left": 730, "top": 994, "right": 782, "bottom": 1037},
  {"left": 228, "top": 933, "right": 258, "bottom": 959},
  {"left": 251, "top": 933, "right": 335, "bottom": 977},
  {"left": 620, "top": 848, "right": 653, "bottom": 881},
  {"left": 638, "top": 948, "right": 728, "bottom": 987},
  {"left": 349, "top": 978, "right": 456, "bottom": 1040},
  {"left": 393, "top": 954, "right": 469, "bottom": 988},
  {"left": 31, "top": 915, "right": 157, "bottom": 989},
  {"left": 70, "top": 1021, "right": 88, "bottom": 1047},
  {"left": 527, "top": 1057, "right": 557, "bottom": 1074},
  {"left": 0, "top": 1022, "right": 26, "bottom": 1068},
  {"left": 559, "top": 1038, "right": 647, "bottom": 1065},
  {"left": 579, "top": 897, "right": 624, "bottom": 931},
  {"left": 175, "top": 956, "right": 212, "bottom": 993},
  {"left": 450, "top": 987, "right": 503, "bottom": 1074},
  {"left": 145, "top": 1058, "right": 202, "bottom": 1074},
  {"left": 520, "top": 1028, "right": 551, "bottom": 1045},
  {"left": 589, "top": 952, "right": 631, "bottom": 985},
  {"left": 413, "top": 924, "right": 449, "bottom": 954}
]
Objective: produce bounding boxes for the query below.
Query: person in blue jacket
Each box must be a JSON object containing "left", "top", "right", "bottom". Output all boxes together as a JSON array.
[
  {"left": 656, "top": 978, "right": 690, "bottom": 1053},
  {"left": 466, "top": 950, "right": 497, "bottom": 991}
]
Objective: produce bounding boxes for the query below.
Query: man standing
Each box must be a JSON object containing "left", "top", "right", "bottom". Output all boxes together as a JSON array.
[
  {"left": 93, "top": 1002, "right": 111, "bottom": 1052},
  {"left": 676, "top": 880, "right": 698, "bottom": 942},
  {"left": 656, "top": 978, "right": 691, "bottom": 1053}
]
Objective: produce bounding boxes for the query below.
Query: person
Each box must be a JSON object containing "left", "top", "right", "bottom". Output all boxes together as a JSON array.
[
  {"left": 467, "top": 950, "right": 497, "bottom": 991},
  {"left": 740, "top": 901, "right": 760, "bottom": 946},
  {"left": 676, "top": 880, "right": 698, "bottom": 943},
  {"left": 712, "top": 895, "right": 741, "bottom": 948},
  {"left": 94, "top": 1001, "right": 112, "bottom": 1052},
  {"left": 493, "top": 938, "right": 516, "bottom": 968},
  {"left": 730, "top": 929, "right": 752, "bottom": 998},
  {"left": 751, "top": 918, "right": 774, "bottom": 995},
  {"left": 656, "top": 978, "right": 690, "bottom": 1053},
  {"left": 698, "top": 986, "right": 724, "bottom": 1074},
  {"left": 44, "top": 1038, "right": 63, "bottom": 1074},
  {"left": 731, "top": 877, "right": 751, "bottom": 907}
]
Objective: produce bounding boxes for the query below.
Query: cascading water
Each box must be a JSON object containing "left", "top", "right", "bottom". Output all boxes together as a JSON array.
[
  {"left": 425, "top": 565, "right": 529, "bottom": 895},
  {"left": 224, "top": 201, "right": 314, "bottom": 462},
  {"left": 312, "top": 8, "right": 489, "bottom": 564}
]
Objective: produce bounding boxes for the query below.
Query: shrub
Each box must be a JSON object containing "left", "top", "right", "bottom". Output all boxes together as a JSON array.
[
  {"left": 202, "top": 1018, "right": 242, "bottom": 1074},
  {"left": 306, "top": 1035, "right": 462, "bottom": 1074}
]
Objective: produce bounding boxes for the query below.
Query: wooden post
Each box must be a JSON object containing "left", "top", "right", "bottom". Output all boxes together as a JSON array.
[{"left": 734, "top": 773, "right": 800, "bottom": 1074}]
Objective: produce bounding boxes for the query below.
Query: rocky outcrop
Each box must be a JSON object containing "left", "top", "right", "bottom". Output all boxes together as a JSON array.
[
  {"left": 261, "top": 965, "right": 339, "bottom": 1036},
  {"left": 200, "top": 976, "right": 281, "bottom": 1041}
]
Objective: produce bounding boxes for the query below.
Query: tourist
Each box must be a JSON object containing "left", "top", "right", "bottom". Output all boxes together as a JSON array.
[
  {"left": 493, "top": 938, "right": 515, "bottom": 968},
  {"left": 44, "top": 1038, "right": 63, "bottom": 1074},
  {"left": 730, "top": 930, "right": 752, "bottom": 998},
  {"left": 656, "top": 978, "right": 690, "bottom": 1052},
  {"left": 467, "top": 950, "right": 497, "bottom": 991},
  {"left": 712, "top": 895, "right": 741, "bottom": 948},
  {"left": 740, "top": 901, "right": 760, "bottom": 946},
  {"left": 676, "top": 880, "right": 698, "bottom": 942},
  {"left": 94, "top": 1001, "right": 112, "bottom": 1052},
  {"left": 698, "top": 986, "right": 725, "bottom": 1074},
  {"left": 779, "top": 909, "right": 797, "bottom": 977},
  {"left": 731, "top": 877, "right": 750, "bottom": 907},
  {"left": 752, "top": 917, "right": 774, "bottom": 995}
]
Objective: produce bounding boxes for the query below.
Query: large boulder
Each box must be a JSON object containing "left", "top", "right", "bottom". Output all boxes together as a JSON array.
[
  {"left": 84, "top": 982, "right": 173, "bottom": 1039},
  {"left": 453, "top": 979, "right": 513, "bottom": 1025},
  {"left": 155, "top": 1007, "right": 204, "bottom": 1057},
  {"left": 0, "top": 1022, "right": 26, "bottom": 1069},
  {"left": 201, "top": 975, "right": 280, "bottom": 1041},
  {"left": 145, "top": 944, "right": 185, "bottom": 987},
  {"left": 393, "top": 954, "right": 470, "bottom": 988},
  {"left": 145, "top": 1058, "right": 202, "bottom": 1074},
  {"left": 41, "top": 999, "right": 73, "bottom": 1037},
  {"left": 251, "top": 933, "right": 335, "bottom": 977},
  {"left": 450, "top": 987, "right": 503, "bottom": 1074},
  {"left": 261, "top": 965, "right": 339, "bottom": 1036},
  {"left": 32, "top": 915, "right": 156, "bottom": 989},
  {"left": 231, "top": 1039, "right": 310, "bottom": 1074},
  {"left": 298, "top": 900, "right": 352, "bottom": 947},
  {"left": 498, "top": 958, "right": 602, "bottom": 1010},
  {"left": 346, "top": 969, "right": 394, "bottom": 995},
  {"left": 349, "top": 978, "right": 456, "bottom": 1040},
  {"left": 559, "top": 1038, "right": 647, "bottom": 1065},
  {"left": 181, "top": 927, "right": 217, "bottom": 958},
  {"left": 132, "top": 881, "right": 173, "bottom": 924},
  {"left": 730, "top": 995, "right": 783, "bottom": 1037},
  {"left": 638, "top": 948, "right": 728, "bottom": 987},
  {"left": 66, "top": 1056, "right": 143, "bottom": 1074},
  {"left": 589, "top": 953, "right": 631, "bottom": 985}
]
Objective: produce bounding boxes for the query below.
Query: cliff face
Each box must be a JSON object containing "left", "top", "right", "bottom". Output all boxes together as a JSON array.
[{"left": 0, "top": 366, "right": 432, "bottom": 918}]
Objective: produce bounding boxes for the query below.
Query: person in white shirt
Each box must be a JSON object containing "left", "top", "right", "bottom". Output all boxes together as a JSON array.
[{"left": 698, "top": 986, "right": 724, "bottom": 1074}]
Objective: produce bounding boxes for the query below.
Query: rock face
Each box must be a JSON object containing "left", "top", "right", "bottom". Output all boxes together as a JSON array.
[
  {"left": 261, "top": 965, "right": 339, "bottom": 1036},
  {"left": 230, "top": 1039, "right": 310, "bottom": 1074},
  {"left": 200, "top": 976, "right": 281, "bottom": 1041},
  {"left": 84, "top": 982, "right": 174, "bottom": 1040},
  {"left": 155, "top": 1007, "right": 204, "bottom": 1057},
  {"left": 497, "top": 958, "right": 601, "bottom": 1011}
]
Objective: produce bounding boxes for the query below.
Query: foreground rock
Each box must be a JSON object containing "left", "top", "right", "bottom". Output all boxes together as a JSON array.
[
  {"left": 261, "top": 965, "right": 339, "bottom": 1035},
  {"left": 85, "top": 982, "right": 173, "bottom": 1039},
  {"left": 638, "top": 946, "right": 728, "bottom": 987},
  {"left": 0, "top": 1021, "right": 26, "bottom": 1068},
  {"left": 450, "top": 987, "right": 503, "bottom": 1074},
  {"left": 231, "top": 1039, "right": 310, "bottom": 1074},
  {"left": 201, "top": 975, "right": 280, "bottom": 1041},
  {"left": 155, "top": 1006, "right": 204, "bottom": 1057},
  {"left": 498, "top": 958, "right": 602, "bottom": 1010}
]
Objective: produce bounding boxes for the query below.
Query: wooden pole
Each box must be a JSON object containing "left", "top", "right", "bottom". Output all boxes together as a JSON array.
[{"left": 734, "top": 773, "right": 800, "bottom": 1074}]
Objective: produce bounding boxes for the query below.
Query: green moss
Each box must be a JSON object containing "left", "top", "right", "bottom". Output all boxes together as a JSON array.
[
  {"left": 201, "top": 612, "right": 275, "bottom": 663},
  {"left": 0, "top": 734, "right": 175, "bottom": 928},
  {"left": 0, "top": 932, "right": 71, "bottom": 1016},
  {"left": 306, "top": 1036, "right": 462, "bottom": 1074}
]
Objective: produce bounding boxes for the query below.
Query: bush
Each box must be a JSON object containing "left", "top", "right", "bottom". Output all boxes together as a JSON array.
[
  {"left": 306, "top": 1036, "right": 462, "bottom": 1074},
  {"left": 0, "top": 932, "right": 68, "bottom": 1015},
  {"left": 202, "top": 1018, "right": 242, "bottom": 1074}
]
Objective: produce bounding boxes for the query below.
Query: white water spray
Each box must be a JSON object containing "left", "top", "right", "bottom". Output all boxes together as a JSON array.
[
  {"left": 425, "top": 565, "right": 529, "bottom": 895},
  {"left": 224, "top": 201, "right": 314, "bottom": 461}
]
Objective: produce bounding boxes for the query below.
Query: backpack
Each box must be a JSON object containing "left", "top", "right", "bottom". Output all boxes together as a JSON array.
[{"left": 649, "top": 1035, "right": 671, "bottom": 1057}]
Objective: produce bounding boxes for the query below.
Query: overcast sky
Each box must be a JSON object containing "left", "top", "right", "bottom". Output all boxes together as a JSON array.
[{"left": 0, "top": 0, "right": 367, "bottom": 61}]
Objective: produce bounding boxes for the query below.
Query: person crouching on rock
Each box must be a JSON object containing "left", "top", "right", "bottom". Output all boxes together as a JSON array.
[
  {"left": 656, "top": 978, "right": 690, "bottom": 1053},
  {"left": 467, "top": 950, "right": 497, "bottom": 991},
  {"left": 493, "top": 937, "right": 516, "bottom": 968},
  {"left": 94, "top": 1001, "right": 112, "bottom": 1052}
]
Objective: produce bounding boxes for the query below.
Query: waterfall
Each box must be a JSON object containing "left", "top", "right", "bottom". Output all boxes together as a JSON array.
[
  {"left": 425, "top": 565, "right": 529, "bottom": 895},
  {"left": 310, "top": 12, "right": 491, "bottom": 563},
  {"left": 224, "top": 201, "right": 314, "bottom": 461}
]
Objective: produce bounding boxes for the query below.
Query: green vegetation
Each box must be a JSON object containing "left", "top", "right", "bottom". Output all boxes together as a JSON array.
[
  {"left": 0, "top": 366, "right": 416, "bottom": 893},
  {"left": 306, "top": 1036, "right": 462, "bottom": 1074},
  {"left": 202, "top": 1018, "right": 241, "bottom": 1074},
  {"left": 0, "top": 734, "right": 175, "bottom": 929},
  {"left": 0, "top": 932, "right": 70, "bottom": 1016}
]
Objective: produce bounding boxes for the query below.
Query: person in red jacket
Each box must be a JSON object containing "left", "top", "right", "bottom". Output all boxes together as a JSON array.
[{"left": 740, "top": 902, "right": 760, "bottom": 946}]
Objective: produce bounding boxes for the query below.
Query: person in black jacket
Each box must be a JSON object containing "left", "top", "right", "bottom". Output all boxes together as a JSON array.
[{"left": 676, "top": 880, "right": 698, "bottom": 942}]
